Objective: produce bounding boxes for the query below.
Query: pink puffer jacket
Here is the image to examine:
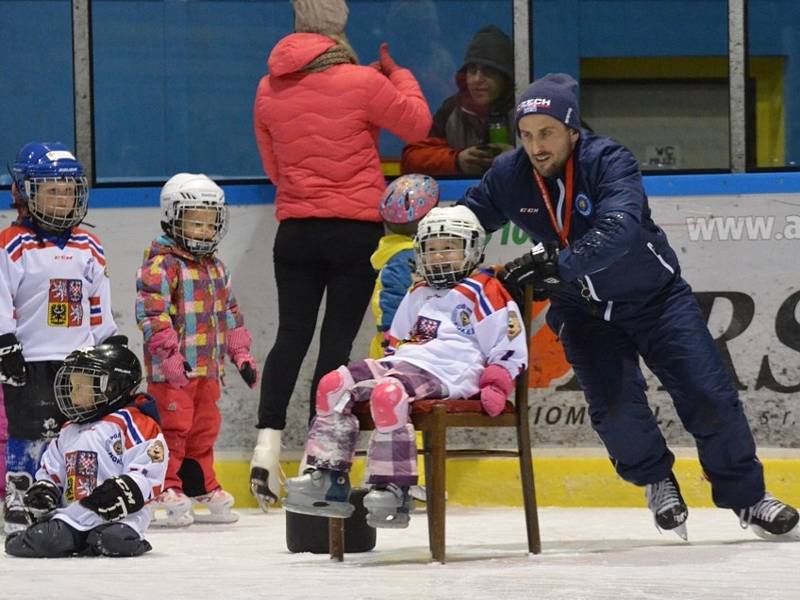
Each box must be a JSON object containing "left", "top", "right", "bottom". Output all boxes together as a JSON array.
[{"left": 253, "top": 33, "right": 432, "bottom": 222}]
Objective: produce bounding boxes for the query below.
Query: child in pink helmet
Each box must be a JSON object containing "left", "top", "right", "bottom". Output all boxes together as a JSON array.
[{"left": 369, "top": 174, "right": 439, "bottom": 358}]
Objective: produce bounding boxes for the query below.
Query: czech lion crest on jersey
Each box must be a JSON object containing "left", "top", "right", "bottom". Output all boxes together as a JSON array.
[
  {"left": 409, "top": 315, "right": 440, "bottom": 344},
  {"left": 451, "top": 303, "right": 475, "bottom": 335},
  {"left": 48, "top": 278, "right": 83, "bottom": 327}
]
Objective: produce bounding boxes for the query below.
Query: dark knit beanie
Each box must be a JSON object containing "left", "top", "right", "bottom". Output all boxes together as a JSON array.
[
  {"left": 515, "top": 73, "right": 580, "bottom": 130},
  {"left": 459, "top": 25, "right": 513, "bottom": 80}
]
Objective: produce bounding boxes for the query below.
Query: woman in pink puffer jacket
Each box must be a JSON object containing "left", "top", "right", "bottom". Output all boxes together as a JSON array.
[{"left": 249, "top": 0, "right": 432, "bottom": 510}]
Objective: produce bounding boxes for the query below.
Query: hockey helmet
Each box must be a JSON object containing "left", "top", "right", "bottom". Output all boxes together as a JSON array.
[
  {"left": 54, "top": 343, "right": 143, "bottom": 423},
  {"left": 379, "top": 174, "right": 439, "bottom": 225},
  {"left": 160, "top": 173, "right": 229, "bottom": 256},
  {"left": 11, "top": 142, "right": 88, "bottom": 233},
  {"left": 414, "top": 205, "right": 486, "bottom": 288}
]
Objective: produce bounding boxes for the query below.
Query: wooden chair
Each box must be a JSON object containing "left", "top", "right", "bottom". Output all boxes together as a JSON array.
[{"left": 329, "top": 285, "right": 541, "bottom": 563}]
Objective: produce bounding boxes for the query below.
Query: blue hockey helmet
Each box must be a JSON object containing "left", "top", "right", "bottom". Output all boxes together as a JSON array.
[{"left": 11, "top": 142, "right": 89, "bottom": 232}]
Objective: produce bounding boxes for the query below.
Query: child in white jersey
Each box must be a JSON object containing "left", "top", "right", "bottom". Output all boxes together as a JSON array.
[
  {"left": 0, "top": 142, "right": 119, "bottom": 534},
  {"left": 283, "top": 205, "right": 527, "bottom": 528},
  {"left": 5, "top": 342, "right": 167, "bottom": 558}
]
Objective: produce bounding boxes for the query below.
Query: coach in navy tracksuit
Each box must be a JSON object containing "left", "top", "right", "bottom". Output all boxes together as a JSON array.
[{"left": 461, "top": 73, "right": 798, "bottom": 541}]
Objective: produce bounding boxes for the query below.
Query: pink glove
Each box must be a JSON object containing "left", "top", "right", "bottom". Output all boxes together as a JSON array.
[
  {"left": 160, "top": 351, "right": 190, "bottom": 389},
  {"left": 479, "top": 364, "right": 514, "bottom": 417},
  {"left": 148, "top": 329, "right": 189, "bottom": 388},
  {"left": 147, "top": 328, "right": 179, "bottom": 360},
  {"left": 378, "top": 42, "right": 401, "bottom": 76},
  {"left": 227, "top": 326, "right": 259, "bottom": 389}
]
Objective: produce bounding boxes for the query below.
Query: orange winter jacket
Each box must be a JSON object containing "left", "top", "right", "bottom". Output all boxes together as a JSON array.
[{"left": 253, "top": 33, "right": 432, "bottom": 223}]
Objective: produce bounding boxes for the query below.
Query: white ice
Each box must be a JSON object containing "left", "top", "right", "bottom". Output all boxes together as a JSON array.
[{"left": 2, "top": 507, "right": 799, "bottom": 600}]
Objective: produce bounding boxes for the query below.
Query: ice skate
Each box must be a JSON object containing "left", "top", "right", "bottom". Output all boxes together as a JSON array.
[
  {"left": 191, "top": 488, "right": 240, "bottom": 524},
  {"left": 364, "top": 483, "right": 414, "bottom": 529},
  {"left": 646, "top": 473, "right": 688, "bottom": 540},
  {"left": 283, "top": 469, "right": 354, "bottom": 518},
  {"left": 736, "top": 493, "right": 800, "bottom": 541},
  {"left": 149, "top": 488, "right": 194, "bottom": 528},
  {"left": 249, "top": 428, "right": 283, "bottom": 513},
  {"left": 3, "top": 473, "right": 32, "bottom": 535}
]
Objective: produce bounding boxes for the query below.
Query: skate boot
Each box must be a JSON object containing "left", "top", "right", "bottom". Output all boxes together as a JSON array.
[
  {"left": 736, "top": 493, "right": 800, "bottom": 541},
  {"left": 149, "top": 488, "right": 194, "bottom": 528},
  {"left": 4, "top": 472, "right": 32, "bottom": 535},
  {"left": 283, "top": 469, "right": 354, "bottom": 518},
  {"left": 191, "top": 488, "right": 240, "bottom": 524},
  {"left": 645, "top": 472, "right": 688, "bottom": 540},
  {"left": 249, "top": 428, "right": 283, "bottom": 513},
  {"left": 364, "top": 483, "right": 414, "bottom": 529}
]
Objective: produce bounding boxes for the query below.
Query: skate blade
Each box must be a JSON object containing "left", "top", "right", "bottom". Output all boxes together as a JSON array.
[
  {"left": 149, "top": 512, "right": 194, "bottom": 528},
  {"left": 253, "top": 494, "right": 275, "bottom": 514},
  {"left": 751, "top": 523, "right": 800, "bottom": 542},
  {"left": 671, "top": 522, "right": 688, "bottom": 541},
  {"left": 191, "top": 510, "right": 240, "bottom": 524},
  {"left": 367, "top": 515, "right": 410, "bottom": 529},
  {"left": 283, "top": 500, "right": 354, "bottom": 519}
]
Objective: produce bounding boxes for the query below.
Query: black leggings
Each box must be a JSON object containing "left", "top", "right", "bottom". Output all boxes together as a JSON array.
[{"left": 257, "top": 218, "right": 383, "bottom": 430}]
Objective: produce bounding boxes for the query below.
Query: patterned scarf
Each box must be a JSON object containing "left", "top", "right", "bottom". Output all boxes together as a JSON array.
[{"left": 302, "top": 44, "right": 356, "bottom": 73}]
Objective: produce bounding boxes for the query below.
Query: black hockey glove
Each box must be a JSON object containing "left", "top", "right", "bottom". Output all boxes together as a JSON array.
[
  {"left": 0, "top": 332, "right": 27, "bottom": 387},
  {"left": 239, "top": 362, "right": 258, "bottom": 388},
  {"left": 500, "top": 242, "right": 562, "bottom": 300},
  {"left": 80, "top": 475, "right": 145, "bottom": 521},
  {"left": 23, "top": 480, "right": 61, "bottom": 520}
]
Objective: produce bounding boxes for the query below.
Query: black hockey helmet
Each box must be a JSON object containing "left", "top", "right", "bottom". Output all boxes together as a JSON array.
[{"left": 54, "top": 343, "right": 142, "bottom": 423}]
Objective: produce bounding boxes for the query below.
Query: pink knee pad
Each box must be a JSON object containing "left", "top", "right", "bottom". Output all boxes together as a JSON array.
[
  {"left": 316, "top": 366, "right": 355, "bottom": 416},
  {"left": 369, "top": 378, "right": 410, "bottom": 433}
]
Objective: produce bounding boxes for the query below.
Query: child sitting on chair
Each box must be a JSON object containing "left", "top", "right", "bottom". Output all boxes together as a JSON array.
[{"left": 283, "top": 205, "right": 528, "bottom": 528}]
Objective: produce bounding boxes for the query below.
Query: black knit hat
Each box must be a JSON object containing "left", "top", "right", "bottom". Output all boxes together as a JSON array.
[
  {"left": 459, "top": 25, "right": 513, "bottom": 80},
  {"left": 515, "top": 73, "right": 580, "bottom": 130}
]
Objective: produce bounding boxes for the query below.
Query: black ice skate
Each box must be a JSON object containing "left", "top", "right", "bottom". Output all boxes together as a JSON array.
[
  {"left": 3, "top": 473, "right": 33, "bottom": 535},
  {"left": 645, "top": 473, "right": 688, "bottom": 540},
  {"left": 363, "top": 483, "right": 414, "bottom": 529},
  {"left": 283, "top": 469, "right": 354, "bottom": 519},
  {"left": 736, "top": 493, "right": 800, "bottom": 541}
]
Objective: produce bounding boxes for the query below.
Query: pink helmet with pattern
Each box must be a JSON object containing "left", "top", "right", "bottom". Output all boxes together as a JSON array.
[{"left": 379, "top": 174, "right": 439, "bottom": 224}]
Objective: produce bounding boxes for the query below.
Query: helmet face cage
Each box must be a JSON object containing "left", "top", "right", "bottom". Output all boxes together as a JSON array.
[
  {"left": 169, "top": 200, "right": 229, "bottom": 255},
  {"left": 160, "top": 174, "right": 229, "bottom": 256},
  {"left": 53, "top": 344, "right": 142, "bottom": 424},
  {"left": 414, "top": 207, "right": 486, "bottom": 288},
  {"left": 26, "top": 176, "right": 89, "bottom": 233},
  {"left": 12, "top": 143, "right": 88, "bottom": 233},
  {"left": 54, "top": 366, "right": 110, "bottom": 423},
  {"left": 379, "top": 174, "right": 439, "bottom": 225}
]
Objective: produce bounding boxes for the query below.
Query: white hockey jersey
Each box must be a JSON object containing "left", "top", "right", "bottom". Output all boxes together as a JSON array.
[
  {"left": 0, "top": 223, "right": 117, "bottom": 361},
  {"left": 36, "top": 403, "right": 167, "bottom": 537},
  {"left": 384, "top": 271, "right": 528, "bottom": 398}
]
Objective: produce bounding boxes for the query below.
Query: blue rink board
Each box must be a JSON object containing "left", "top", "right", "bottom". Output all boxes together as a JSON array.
[{"left": 2, "top": 172, "right": 800, "bottom": 209}]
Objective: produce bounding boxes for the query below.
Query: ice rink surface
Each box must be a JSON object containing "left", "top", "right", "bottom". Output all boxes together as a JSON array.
[{"left": 2, "top": 506, "right": 799, "bottom": 600}]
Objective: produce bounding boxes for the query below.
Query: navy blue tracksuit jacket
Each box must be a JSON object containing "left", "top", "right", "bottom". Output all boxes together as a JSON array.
[{"left": 462, "top": 131, "right": 764, "bottom": 509}]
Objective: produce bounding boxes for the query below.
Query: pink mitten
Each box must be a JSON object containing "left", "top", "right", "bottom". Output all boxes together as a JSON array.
[
  {"left": 227, "top": 326, "right": 259, "bottom": 389},
  {"left": 147, "top": 328, "right": 179, "bottom": 360},
  {"left": 160, "top": 352, "right": 190, "bottom": 389},
  {"left": 479, "top": 364, "right": 514, "bottom": 417},
  {"left": 378, "top": 42, "right": 401, "bottom": 75},
  {"left": 148, "top": 329, "right": 188, "bottom": 388}
]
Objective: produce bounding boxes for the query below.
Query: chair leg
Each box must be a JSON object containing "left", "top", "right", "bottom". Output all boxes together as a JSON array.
[
  {"left": 517, "top": 408, "right": 541, "bottom": 554},
  {"left": 329, "top": 517, "right": 344, "bottom": 561},
  {"left": 426, "top": 405, "right": 447, "bottom": 562}
]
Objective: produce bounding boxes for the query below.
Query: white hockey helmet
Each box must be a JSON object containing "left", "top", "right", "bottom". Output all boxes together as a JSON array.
[
  {"left": 160, "top": 173, "right": 229, "bottom": 255},
  {"left": 414, "top": 205, "right": 486, "bottom": 288}
]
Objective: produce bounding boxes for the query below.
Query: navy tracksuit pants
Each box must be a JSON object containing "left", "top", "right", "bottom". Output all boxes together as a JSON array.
[{"left": 546, "top": 277, "right": 764, "bottom": 510}]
